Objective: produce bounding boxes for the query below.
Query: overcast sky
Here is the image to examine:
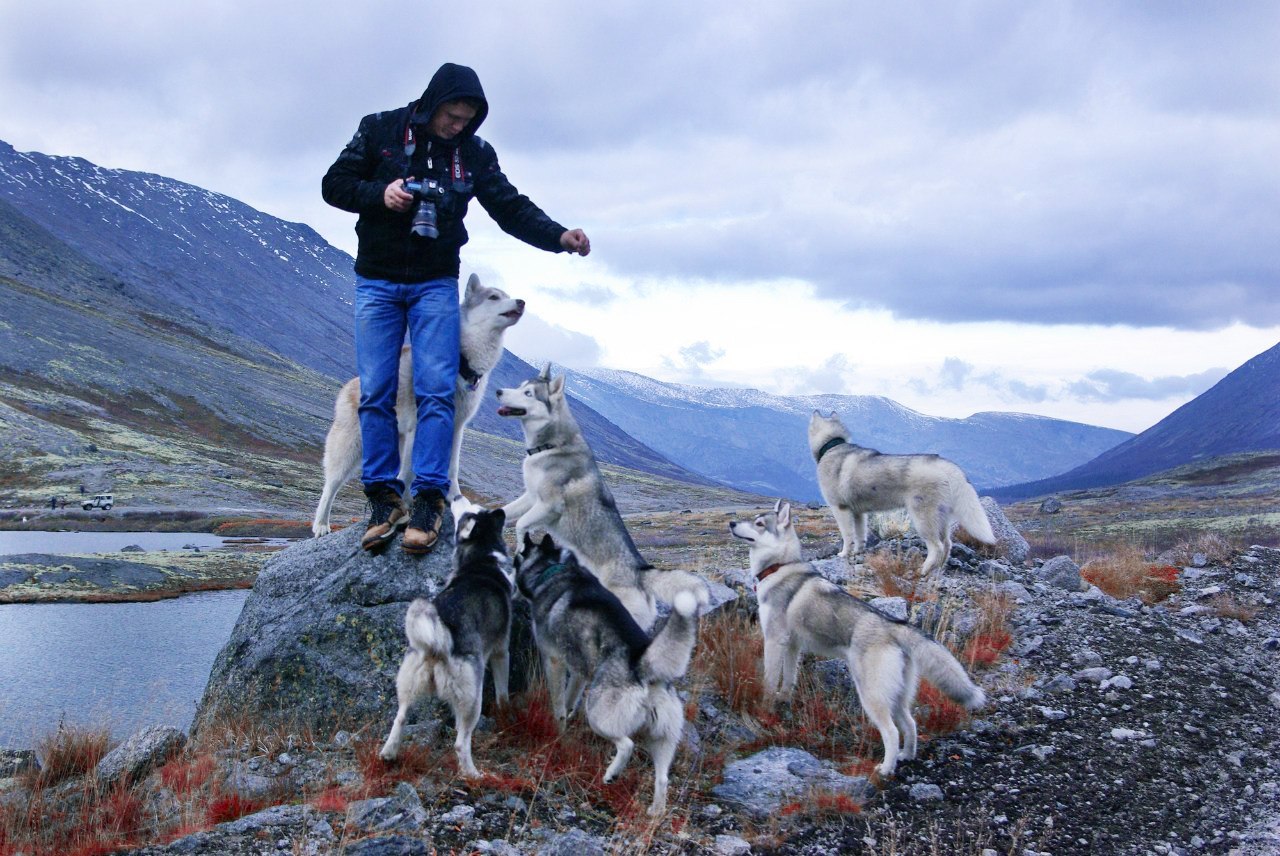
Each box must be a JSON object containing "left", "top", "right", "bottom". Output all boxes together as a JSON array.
[{"left": 2, "top": 1, "right": 1277, "bottom": 432}]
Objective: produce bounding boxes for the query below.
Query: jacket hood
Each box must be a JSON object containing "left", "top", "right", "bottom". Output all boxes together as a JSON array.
[{"left": 413, "top": 62, "right": 488, "bottom": 142}]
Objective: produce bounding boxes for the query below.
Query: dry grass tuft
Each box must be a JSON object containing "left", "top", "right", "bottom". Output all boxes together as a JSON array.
[
  {"left": 864, "top": 549, "right": 935, "bottom": 602},
  {"left": 28, "top": 724, "right": 111, "bottom": 789},
  {"left": 1164, "top": 532, "right": 1234, "bottom": 566},
  {"left": 1081, "top": 545, "right": 1182, "bottom": 604},
  {"left": 1206, "top": 593, "right": 1261, "bottom": 622}
]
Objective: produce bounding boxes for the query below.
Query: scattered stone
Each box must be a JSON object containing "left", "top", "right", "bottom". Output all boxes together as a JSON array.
[
  {"left": 95, "top": 725, "right": 185, "bottom": 788},
  {"left": 711, "top": 747, "right": 874, "bottom": 818},
  {"left": 713, "top": 834, "right": 753, "bottom": 856},
  {"left": 1038, "top": 498, "right": 1063, "bottom": 514},
  {"left": 1110, "top": 728, "right": 1148, "bottom": 741},
  {"left": 1072, "top": 667, "right": 1112, "bottom": 684},
  {"left": 1100, "top": 675, "right": 1133, "bottom": 691},
  {"left": 869, "top": 596, "right": 908, "bottom": 621},
  {"left": 1038, "top": 707, "right": 1068, "bottom": 721},
  {"left": 909, "top": 783, "right": 944, "bottom": 802},
  {"left": 0, "top": 750, "right": 38, "bottom": 778},
  {"left": 980, "top": 497, "right": 1030, "bottom": 564},
  {"left": 536, "top": 828, "right": 607, "bottom": 856},
  {"left": 1039, "top": 555, "right": 1083, "bottom": 591}
]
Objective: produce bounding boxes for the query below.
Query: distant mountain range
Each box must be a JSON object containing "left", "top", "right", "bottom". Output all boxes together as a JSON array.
[
  {"left": 1, "top": 139, "right": 1221, "bottom": 512},
  {"left": 992, "top": 340, "right": 1280, "bottom": 500},
  {"left": 558, "top": 368, "right": 1131, "bottom": 502}
]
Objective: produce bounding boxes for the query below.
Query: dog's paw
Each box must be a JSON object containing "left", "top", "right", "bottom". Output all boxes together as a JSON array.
[
  {"left": 875, "top": 761, "right": 897, "bottom": 777},
  {"left": 603, "top": 771, "right": 617, "bottom": 785},
  {"left": 461, "top": 766, "right": 484, "bottom": 780},
  {"left": 312, "top": 525, "right": 331, "bottom": 538},
  {"left": 646, "top": 802, "right": 666, "bottom": 817},
  {"left": 378, "top": 745, "right": 399, "bottom": 762}
]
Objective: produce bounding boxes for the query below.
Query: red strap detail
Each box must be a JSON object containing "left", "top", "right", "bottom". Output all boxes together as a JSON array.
[{"left": 756, "top": 563, "right": 784, "bottom": 586}]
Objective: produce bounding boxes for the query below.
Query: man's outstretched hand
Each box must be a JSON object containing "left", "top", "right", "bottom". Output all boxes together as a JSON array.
[{"left": 559, "top": 229, "right": 591, "bottom": 256}]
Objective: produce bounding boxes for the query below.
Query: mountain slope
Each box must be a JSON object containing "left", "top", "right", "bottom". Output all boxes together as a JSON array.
[
  {"left": 992, "top": 340, "right": 1280, "bottom": 500},
  {"left": 0, "top": 143, "right": 722, "bottom": 510},
  {"left": 562, "top": 368, "right": 1132, "bottom": 502}
]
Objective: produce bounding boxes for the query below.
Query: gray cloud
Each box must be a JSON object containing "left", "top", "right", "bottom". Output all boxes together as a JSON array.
[
  {"left": 1066, "top": 367, "right": 1230, "bottom": 403},
  {"left": 2, "top": 1, "right": 1276, "bottom": 332},
  {"left": 505, "top": 314, "right": 603, "bottom": 369},
  {"left": 661, "top": 340, "right": 725, "bottom": 379},
  {"left": 541, "top": 283, "right": 618, "bottom": 307}
]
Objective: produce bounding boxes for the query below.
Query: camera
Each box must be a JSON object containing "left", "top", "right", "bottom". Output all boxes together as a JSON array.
[{"left": 403, "top": 178, "right": 445, "bottom": 239}]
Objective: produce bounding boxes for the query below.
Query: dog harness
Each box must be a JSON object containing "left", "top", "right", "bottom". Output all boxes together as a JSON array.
[
  {"left": 815, "top": 437, "right": 846, "bottom": 463},
  {"left": 535, "top": 561, "right": 567, "bottom": 587}
]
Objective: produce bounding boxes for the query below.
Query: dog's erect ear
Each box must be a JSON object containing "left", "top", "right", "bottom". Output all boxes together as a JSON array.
[
  {"left": 548, "top": 374, "right": 565, "bottom": 398},
  {"left": 522, "top": 532, "right": 535, "bottom": 550},
  {"left": 538, "top": 362, "right": 551, "bottom": 381},
  {"left": 773, "top": 498, "right": 784, "bottom": 513},
  {"left": 778, "top": 502, "right": 792, "bottom": 529},
  {"left": 465, "top": 273, "right": 480, "bottom": 299},
  {"left": 539, "top": 532, "right": 555, "bottom": 551},
  {"left": 456, "top": 513, "right": 477, "bottom": 542},
  {"left": 491, "top": 508, "right": 505, "bottom": 527}
]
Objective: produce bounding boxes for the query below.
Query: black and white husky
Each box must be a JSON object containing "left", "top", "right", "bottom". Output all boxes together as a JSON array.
[
  {"left": 311, "top": 274, "right": 524, "bottom": 536},
  {"left": 729, "top": 500, "right": 987, "bottom": 777},
  {"left": 378, "top": 496, "right": 513, "bottom": 778},
  {"left": 516, "top": 533, "right": 699, "bottom": 816}
]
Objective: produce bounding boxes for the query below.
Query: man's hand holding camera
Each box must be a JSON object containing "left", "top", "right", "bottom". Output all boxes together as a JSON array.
[{"left": 384, "top": 178, "right": 415, "bottom": 213}]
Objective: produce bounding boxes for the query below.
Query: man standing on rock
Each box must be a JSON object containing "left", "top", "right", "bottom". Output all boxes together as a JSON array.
[{"left": 322, "top": 62, "right": 590, "bottom": 554}]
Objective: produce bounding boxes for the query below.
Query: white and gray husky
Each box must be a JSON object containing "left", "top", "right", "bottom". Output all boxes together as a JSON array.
[
  {"left": 809, "top": 410, "right": 995, "bottom": 574},
  {"left": 495, "top": 367, "right": 708, "bottom": 630},
  {"left": 516, "top": 532, "right": 698, "bottom": 815},
  {"left": 379, "top": 496, "right": 513, "bottom": 778},
  {"left": 729, "top": 500, "right": 986, "bottom": 777},
  {"left": 311, "top": 274, "right": 524, "bottom": 536}
]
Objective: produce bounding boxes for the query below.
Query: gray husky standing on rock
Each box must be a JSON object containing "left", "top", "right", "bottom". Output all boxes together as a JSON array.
[
  {"left": 495, "top": 367, "right": 708, "bottom": 630},
  {"left": 311, "top": 274, "right": 524, "bottom": 537},
  {"left": 809, "top": 410, "right": 995, "bottom": 574},
  {"left": 516, "top": 532, "right": 699, "bottom": 815},
  {"left": 729, "top": 500, "right": 987, "bottom": 777},
  {"left": 379, "top": 496, "right": 512, "bottom": 778}
]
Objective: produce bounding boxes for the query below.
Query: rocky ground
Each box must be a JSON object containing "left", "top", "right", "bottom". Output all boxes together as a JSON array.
[{"left": 1, "top": 508, "right": 1278, "bottom": 855}]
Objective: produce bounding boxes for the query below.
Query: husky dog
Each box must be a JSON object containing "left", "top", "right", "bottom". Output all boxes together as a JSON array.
[
  {"left": 729, "top": 500, "right": 986, "bottom": 777},
  {"left": 311, "top": 274, "right": 524, "bottom": 536},
  {"left": 495, "top": 367, "right": 708, "bottom": 630},
  {"left": 516, "top": 532, "right": 698, "bottom": 815},
  {"left": 378, "top": 496, "right": 513, "bottom": 778},
  {"left": 808, "top": 410, "right": 995, "bottom": 574}
]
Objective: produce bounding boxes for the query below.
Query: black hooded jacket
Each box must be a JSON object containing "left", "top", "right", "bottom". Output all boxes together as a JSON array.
[{"left": 322, "top": 63, "right": 567, "bottom": 283}]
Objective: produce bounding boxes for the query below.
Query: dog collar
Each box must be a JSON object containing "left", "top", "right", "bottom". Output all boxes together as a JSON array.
[
  {"left": 458, "top": 355, "right": 483, "bottom": 391},
  {"left": 755, "top": 563, "right": 784, "bottom": 586},
  {"left": 526, "top": 443, "right": 556, "bottom": 456},
  {"left": 536, "top": 562, "right": 567, "bottom": 586},
  {"left": 816, "top": 437, "right": 846, "bottom": 463}
]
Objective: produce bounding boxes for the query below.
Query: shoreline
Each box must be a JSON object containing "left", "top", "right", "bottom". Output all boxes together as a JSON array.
[{"left": 0, "top": 550, "right": 268, "bottom": 604}]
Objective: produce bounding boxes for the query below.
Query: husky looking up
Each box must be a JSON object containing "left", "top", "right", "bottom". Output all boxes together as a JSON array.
[
  {"left": 311, "top": 273, "right": 524, "bottom": 537},
  {"left": 378, "top": 496, "right": 513, "bottom": 778},
  {"left": 516, "top": 532, "right": 698, "bottom": 816},
  {"left": 729, "top": 500, "right": 986, "bottom": 777},
  {"left": 808, "top": 410, "right": 995, "bottom": 574},
  {"left": 495, "top": 366, "right": 708, "bottom": 630}
]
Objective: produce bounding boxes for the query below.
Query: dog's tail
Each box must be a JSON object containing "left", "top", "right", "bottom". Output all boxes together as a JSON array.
[
  {"left": 639, "top": 591, "right": 699, "bottom": 683},
  {"left": 897, "top": 628, "right": 986, "bottom": 710},
  {"left": 404, "top": 598, "right": 451, "bottom": 660},
  {"left": 952, "top": 482, "right": 996, "bottom": 545},
  {"left": 641, "top": 567, "right": 711, "bottom": 611}
]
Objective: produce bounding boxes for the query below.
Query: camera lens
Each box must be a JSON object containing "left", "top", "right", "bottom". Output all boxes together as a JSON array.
[{"left": 411, "top": 200, "right": 438, "bottom": 239}]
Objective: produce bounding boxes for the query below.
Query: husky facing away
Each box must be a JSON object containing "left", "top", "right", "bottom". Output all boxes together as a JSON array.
[
  {"left": 516, "top": 533, "right": 699, "bottom": 815},
  {"left": 495, "top": 367, "right": 708, "bottom": 630},
  {"left": 808, "top": 410, "right": 995, "bottom": 574},
  {"left": 729, "top": 500, "right": 986, "bottom": 777},
  {"left": 311, "top": 274, "right": 525, "bottom": 537},
  {"left": 379, "top": 496, "right": 513, "bottom": 778}
]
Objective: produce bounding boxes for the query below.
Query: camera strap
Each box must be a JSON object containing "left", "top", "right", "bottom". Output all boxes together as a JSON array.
[{"left": 403, "top": 119, "right": 463, "bottom": 180}]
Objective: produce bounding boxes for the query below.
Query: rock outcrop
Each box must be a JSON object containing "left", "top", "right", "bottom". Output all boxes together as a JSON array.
[{"left": 193, "top": 519, "right": 490, "bottom": 736}]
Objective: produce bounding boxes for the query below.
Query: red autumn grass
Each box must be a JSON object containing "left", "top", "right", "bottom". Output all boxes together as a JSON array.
[
  {"left": 916, "top": 681, "right": 970, "bottom": 735},
  {"left": 964, "top": 629, "right": 1013, "bottom": 668},
  {"left": 780, "top": 789, "right": 864, "bottom": 817},
  {"left": 206, "top": 791, "right": 265, "bottom": 825},
  {"left": 691, "top": 611, "right": 766, "bottom": 716},
  {"left": 354, "top": 736, "right": 435, "bottom": 797},
  {"left": 158, "top": 754, "right": 216, "bottom": 799},
  {"left": 864, "top": 550, "right": 933, "bottom": 602},
  {"left": 309, "top": 787, "right": 349, "bottom": 813},
  {"left": 28, "top": 725, "right": 111, "bottom": 789}
]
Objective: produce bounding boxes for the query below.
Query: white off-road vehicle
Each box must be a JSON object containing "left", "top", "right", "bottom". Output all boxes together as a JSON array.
[{"left": 81, "top": 493, "right": 114, "bottom": 511}]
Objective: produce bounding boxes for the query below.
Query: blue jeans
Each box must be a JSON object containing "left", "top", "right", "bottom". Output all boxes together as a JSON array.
[{"left": 354, "top": 275, "right": 459, "bottom": 497}]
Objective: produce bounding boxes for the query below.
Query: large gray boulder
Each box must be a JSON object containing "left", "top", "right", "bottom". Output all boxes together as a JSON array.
[
  {"left": 95, "top": 724, "right": 186, "bottom": 788},
  {"left": 193, "top": 519, "right": 486, "bottom": 736},
  {"left": 980, "top": 496, "right": 1030, "bottom": 565}
]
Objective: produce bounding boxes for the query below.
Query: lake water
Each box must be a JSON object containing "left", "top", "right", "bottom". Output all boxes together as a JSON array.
[
  {"left": 0, "top": 530, "right": 231, "bottom": 555},
  {"left": 0, "top": 589, "right": 250, "bottom": 748}
]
